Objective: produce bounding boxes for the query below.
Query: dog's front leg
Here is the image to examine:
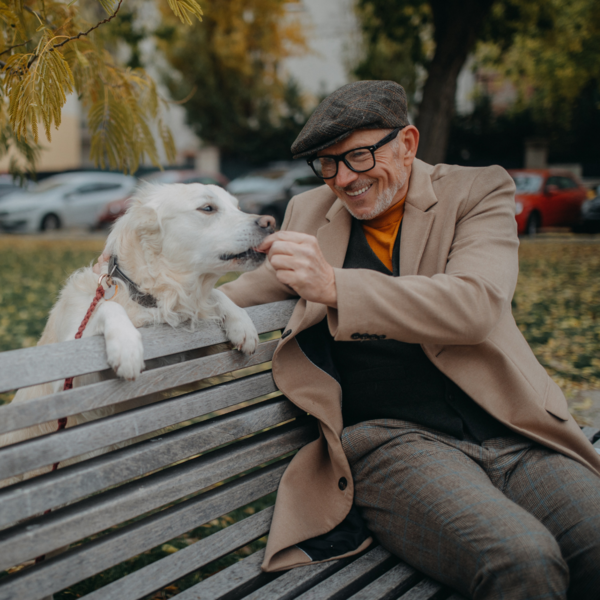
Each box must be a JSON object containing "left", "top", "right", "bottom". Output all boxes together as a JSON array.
[
  {"left": 211, "top": 289, "right": 258, "bottom": 355},
  {"left": 90, "top": 302, "right": 145, "bottom": 380}
]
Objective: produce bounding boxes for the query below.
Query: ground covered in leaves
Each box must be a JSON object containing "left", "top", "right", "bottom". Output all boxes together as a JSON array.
[{"left": 1, "top": 233, "right": 600, "bottom": 598}]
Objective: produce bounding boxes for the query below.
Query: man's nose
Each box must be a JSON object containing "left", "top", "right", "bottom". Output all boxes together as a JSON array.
[
  {"left": 256, "top": 215, "right": 275, "bottom": 232},
  {"left": 333, "top": 161, "right": 359, "bottom": 188}
]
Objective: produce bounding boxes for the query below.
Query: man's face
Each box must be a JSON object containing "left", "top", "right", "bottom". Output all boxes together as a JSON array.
[{"left": 318, "top": 128, "right": 412, "bottom": 220}]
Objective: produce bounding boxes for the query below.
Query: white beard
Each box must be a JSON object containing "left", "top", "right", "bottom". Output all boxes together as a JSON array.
[{"left": 338, "top": 161, "right": 408, "bottom": 221}]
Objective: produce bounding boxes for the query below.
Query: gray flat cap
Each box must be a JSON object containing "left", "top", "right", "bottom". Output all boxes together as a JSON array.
[{"left": 291, "top": 80, "right": 409, "bottom": 159}]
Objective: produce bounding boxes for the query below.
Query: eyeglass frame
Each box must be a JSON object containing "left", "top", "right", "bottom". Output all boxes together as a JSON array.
[{"left": 306, "top": 127, "right": 405, "bottom": 180}]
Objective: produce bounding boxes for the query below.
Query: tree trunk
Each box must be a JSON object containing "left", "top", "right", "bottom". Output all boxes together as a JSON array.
[{"left": 416, "top": 0, "right": 496, "bottom": 165}]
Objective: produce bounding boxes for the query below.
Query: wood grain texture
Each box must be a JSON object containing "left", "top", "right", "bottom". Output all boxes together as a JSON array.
[
  {"left": 0, "top": 300, "right": 297, "bottom": 393},
  {"left": 346, "top": 563, "right": 420, "bottom": 600},
  {"left": 0, "top": 466, "right": 282, "bottom": 600},
  {"left": 0, "top": 398, "right": 302, "bottom": 528},
  {"left": 0, "top": 422, "right": 315, "bottom": 571},
  {"left": 176, "top": 549, "right": 276, "bottom": 600},
  {"left": 0, "top": 372, "right": 278, "bottom": 480},
  {"left": 240, "top": 557, "right": 351, "bottom": 600},
  {"left": 295, "top": 546, "right": 397, "bottom": 600},
  {"left": 0, "top": 340, "right": 278, "bottom": 435},
  {"left": 397, "top": 579, "right": 446, "bottom": 600}
]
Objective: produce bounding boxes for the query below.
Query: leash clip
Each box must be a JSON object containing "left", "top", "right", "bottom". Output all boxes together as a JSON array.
[{"left": 98, "top": 272, "right": 119, "bottom": 301}]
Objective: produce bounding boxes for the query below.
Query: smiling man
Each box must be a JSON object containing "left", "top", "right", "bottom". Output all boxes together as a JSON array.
[{"left": 220, "top": 80, "right": 600, "bottom": 599}]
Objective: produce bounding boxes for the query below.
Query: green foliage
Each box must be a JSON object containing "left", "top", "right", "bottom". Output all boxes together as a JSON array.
[
  {"left": 0, "top": 0, "right": 203, "bottom": 177},
  {"left": 156, "top": 0, "right": 309, "bottom": 164}
]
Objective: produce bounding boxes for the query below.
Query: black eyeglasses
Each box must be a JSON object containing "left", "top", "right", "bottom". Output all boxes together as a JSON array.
[{"left": 307, "top": 127, "right": 404, "bottom": 180}]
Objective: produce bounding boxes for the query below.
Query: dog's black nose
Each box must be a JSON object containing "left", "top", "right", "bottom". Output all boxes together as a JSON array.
[{"left": 256, "top": 215, "right": 276, "bottom": 231}]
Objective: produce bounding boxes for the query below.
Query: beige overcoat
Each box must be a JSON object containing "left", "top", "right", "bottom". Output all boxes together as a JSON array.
[{"left": 220, "top": 158, "right": 600, "bottom": 573}]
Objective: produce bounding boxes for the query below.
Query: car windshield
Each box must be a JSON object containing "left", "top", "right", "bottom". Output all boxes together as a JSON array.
[{"left": 511, "top": 174, "right": 543, "bottom": 193}]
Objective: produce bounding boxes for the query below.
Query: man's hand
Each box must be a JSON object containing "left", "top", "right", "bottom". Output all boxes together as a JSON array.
[
  {"left": 258, "top": 231, "right": 338, "bottom": 308},
  {"left": 92, "top": 251, "right": 110, "bottom": 275}
]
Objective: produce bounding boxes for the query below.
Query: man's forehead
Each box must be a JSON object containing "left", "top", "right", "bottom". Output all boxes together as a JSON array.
[{"left": 317, "top": 129, "right": 391, "bottom": 156}]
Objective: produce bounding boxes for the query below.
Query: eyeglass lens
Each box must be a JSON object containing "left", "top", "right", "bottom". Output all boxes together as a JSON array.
[{"left": 312, "top": 148, "right": 375, "bottom": 178}]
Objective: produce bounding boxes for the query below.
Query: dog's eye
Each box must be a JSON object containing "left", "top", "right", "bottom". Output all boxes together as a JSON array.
[{"left": 198, "top": 205, "right": 215, "bottom": 213}]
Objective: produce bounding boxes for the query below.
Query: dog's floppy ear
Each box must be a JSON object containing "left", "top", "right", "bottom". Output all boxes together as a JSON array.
[{"left": 130, "top": 202, "right": 162, "bottom": 256}]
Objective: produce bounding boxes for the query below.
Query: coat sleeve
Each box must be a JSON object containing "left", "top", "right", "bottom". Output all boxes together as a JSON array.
[
  {"left": 327, "top": 166, "right": 519, "bottom": 345},
  {"left": 218, "top": 197, "right": 299, "bottom": 308}
]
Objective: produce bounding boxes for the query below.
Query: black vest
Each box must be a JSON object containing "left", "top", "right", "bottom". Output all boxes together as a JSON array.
[{"left": 299, "top": 218, "right": 510, "bottom": 443}]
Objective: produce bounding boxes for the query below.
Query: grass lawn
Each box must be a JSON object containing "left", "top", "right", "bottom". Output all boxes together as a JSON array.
[{"left": 1, "top": 233, "right": 600, "bottom": 597}]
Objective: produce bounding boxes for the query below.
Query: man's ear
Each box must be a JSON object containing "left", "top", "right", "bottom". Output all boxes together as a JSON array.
[{"left": 401, "top": 126, "right": 419, "bottom": 166}]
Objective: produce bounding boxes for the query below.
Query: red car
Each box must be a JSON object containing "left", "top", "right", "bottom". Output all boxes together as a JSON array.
[{"left": 509, "top": 169, "right": 588, "bottom": 235}]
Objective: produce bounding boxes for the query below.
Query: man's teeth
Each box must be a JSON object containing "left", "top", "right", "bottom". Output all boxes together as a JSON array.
[{"left": 346, "top": 184, "right": 371, "bottom": 197}]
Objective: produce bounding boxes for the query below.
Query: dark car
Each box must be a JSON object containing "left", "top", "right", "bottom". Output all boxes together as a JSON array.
[
  {"left": 227, "top": 163, "right": 323, "bottom": 227},
  {"left": 509, "top": 169, "right": 588, "bottom": 235},
  {"left": 579, "top": 188, "right": 600, "bottom": 233}
]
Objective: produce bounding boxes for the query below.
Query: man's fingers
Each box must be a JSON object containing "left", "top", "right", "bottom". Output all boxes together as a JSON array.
[{"left": 258, "top": 230, "right": 315, "bottom": 252}]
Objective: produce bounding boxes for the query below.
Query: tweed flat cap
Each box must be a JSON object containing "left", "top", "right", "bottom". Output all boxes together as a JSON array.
[{"left": 291, "top": 80, "right": 409, "bottom": 159}]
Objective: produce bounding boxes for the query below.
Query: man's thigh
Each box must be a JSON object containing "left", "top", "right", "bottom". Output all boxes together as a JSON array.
[
  {"left": 342, "top": 421, "right": 568, "bottom": 600},
  {"left": 500, "top": 443, "right": 600, "bottom": 600}
]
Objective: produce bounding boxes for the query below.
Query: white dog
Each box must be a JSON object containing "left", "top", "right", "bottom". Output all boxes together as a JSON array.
[{"left": 0, "top": 182, "right": 274, "bottom": 486}]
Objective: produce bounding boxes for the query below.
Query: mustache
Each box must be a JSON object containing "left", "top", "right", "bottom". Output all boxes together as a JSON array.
[{"left": 334, "top": 178, "right": 375, "bottom": 193}]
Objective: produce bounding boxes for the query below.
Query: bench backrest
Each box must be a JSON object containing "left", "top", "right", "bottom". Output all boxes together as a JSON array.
[{"left": 0, "top": 299, "right": 312, "bottom": 600}]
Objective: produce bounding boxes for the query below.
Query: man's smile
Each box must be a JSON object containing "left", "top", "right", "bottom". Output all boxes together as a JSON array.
[{"left": 346, "top": 183, "right": 373, "bottom": 197}]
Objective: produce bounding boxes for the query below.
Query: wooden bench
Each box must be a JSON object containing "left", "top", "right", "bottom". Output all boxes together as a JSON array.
[{"left": 1, "top": 299, "right": 598, "bottom": 600}]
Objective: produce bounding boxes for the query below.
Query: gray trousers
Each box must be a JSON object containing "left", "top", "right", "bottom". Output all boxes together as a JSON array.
[{"left": 341, "top": 420, "right": 600, "bottom": 600}]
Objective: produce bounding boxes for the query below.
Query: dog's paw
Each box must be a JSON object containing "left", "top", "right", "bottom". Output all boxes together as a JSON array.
[
  {"left": 105, "top": 329, "right": 145, "bottom": 380},
  {"left": 224, "top": 309, "right": 258, "bottom": 356}
]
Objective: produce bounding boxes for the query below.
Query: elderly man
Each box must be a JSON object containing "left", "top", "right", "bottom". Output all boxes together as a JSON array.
[{"left": 219, "top": 81, "right": 600, "bottom": 600}]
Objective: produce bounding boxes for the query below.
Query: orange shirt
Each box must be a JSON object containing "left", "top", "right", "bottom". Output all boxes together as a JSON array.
[{"left": 361, "top": 195, "right": 407, "bottom": 272}]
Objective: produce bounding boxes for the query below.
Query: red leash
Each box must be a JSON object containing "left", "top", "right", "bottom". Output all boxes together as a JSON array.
[{"left": 35, "top": 275, "right": 116, "bottom": 563}]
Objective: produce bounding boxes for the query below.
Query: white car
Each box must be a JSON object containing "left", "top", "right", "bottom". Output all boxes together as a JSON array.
[{"left": 0, "top": 172, "right": 137, "bottom": 233}]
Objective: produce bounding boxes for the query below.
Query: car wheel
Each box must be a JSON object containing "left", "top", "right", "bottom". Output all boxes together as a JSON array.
[
  {"left": 260, "top": 207, "right": 283, "bottom": 230},
  {"left": 526, "top": 212, "right": 541, "bottom": 237},
  {"left": 41, "top": 213, "right": 61, "bottom": 231}
]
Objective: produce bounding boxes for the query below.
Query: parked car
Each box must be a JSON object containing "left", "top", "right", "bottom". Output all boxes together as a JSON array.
[
  {"left": 0, "top": 175, "right": 34, "bottom": 200},
  {"left": 509, "top": 169, "right": 588, "bottom": 235},
  {"left": 96, "top": 169, "right": 228, "bottom": 228},
  {"left": 578, "top": 188, "right": 600, "bottom": 233},
  {"left": 0, "top": 172, "right": 137, "bottom": 233},
  {"left": 227, "top": 163, "right": 323, "bottom": 226}
]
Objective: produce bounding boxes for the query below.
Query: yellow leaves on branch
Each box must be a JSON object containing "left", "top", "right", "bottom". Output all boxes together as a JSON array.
[
  {"left": 167, "top": 0, "right": 203, "bottom": 25},
  {"left": 5, "top": 33, "right": 74, "bottom": 143}
]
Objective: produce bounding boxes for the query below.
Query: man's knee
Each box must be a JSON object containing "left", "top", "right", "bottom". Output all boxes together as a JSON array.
[{"left": 473, "top": 533, "right": 568, "bottom": 600}]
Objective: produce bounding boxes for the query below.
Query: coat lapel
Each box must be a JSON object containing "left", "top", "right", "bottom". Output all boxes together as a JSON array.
[{"left": 400, "top": 159, "right": 438, "bottom": 276}]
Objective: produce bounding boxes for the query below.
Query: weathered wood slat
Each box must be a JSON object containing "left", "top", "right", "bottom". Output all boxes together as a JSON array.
[
  {"left": 0, "top": 339, "right": 278, "bottom": 435},
  {"left": 0, "top": 464, "right": 284, "bottom": 600},
  {"left": 0, "top": 398, "right": 302, "bottom": 528},
  {"left": 176, "top": 549, "right": 276, "bottom": 600},
  {"left": 397, "top": 579, "right": 446, "bottom": 600},
  {"left": 241, "top": 557, "right": 352, "bottom": 600},
  {"left": 0, "top": 300, "right": 296, "bottom": 393},
  {"left": 346, "top": 563, "right": 420, "bottom": 600},
  {"left": 0, "top": 372, "right": 278, "bottom": 480},
  {"left": 582, "top": 426, "right": 600, "bottom": 442},
  {"left": 295, "top": 546, "right": 397, "bottom": 600},
  {"left": 446, "top": 593, "right": 468, "bottom": 600},
  {"left": 0, "top": 422, "right": 315, "bottom": 571}
]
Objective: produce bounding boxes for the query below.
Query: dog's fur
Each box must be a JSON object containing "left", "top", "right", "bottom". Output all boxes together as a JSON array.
[{"left": 0, "top": 182, "right": 273, "bottom": 487}]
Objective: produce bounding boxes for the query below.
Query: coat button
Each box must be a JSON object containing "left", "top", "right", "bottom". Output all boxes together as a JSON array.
[
  {"left": 338, "top": 477, "right": 347, "bottom": 491},
  {"left": 281, "top": 329, "right": 292, "bottom": 339},
  {"left": 351, "top": 333, "right": 361, "bottom": 340}
]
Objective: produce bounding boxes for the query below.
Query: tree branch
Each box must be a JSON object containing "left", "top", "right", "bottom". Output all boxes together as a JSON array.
[{"left": 0, "top": 39, "right": 33, "bottom": 58}]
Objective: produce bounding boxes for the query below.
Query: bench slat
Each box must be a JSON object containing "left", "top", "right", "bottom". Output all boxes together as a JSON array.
[
  {"left": 0, "top": 464, "right": 284, "bottom": 600},
  {"left": 294, "top": 546, "right": 397, "bottom": 600},
  {"left": 0, "top": 422, "right": 315, "bottom": 570},
  {"left": 0, "top": 300, "right": 296, "bottom": 393},
  {"left": 0, "top": 398, "right": 302, "bottom": 528},
  {"left": 0, "top": 339, "right": 278, "bottom": 435},
  {"left": 0, "top": 372, "right": 277, "bottom": 480},
  {"left": 175, "top": 549, "right": 275, "bottom": 600},
  {"left": 397, "top": 579, "right": 446, "bottom": 599},
  {"left": 346, "top": 563, "right": 420, "bottom": 600},
  {"left": 241, "top": 558, "right": 352, "bottom": 600}
]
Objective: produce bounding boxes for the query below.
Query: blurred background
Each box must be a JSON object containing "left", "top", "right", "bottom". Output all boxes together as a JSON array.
[{"left": 1, "top": 0, "right": 600, "bottom": 424}]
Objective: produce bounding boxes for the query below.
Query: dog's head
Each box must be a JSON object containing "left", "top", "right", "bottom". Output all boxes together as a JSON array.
[{"left": 107, "top": 182, "right": 274, "bottom": 277}]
